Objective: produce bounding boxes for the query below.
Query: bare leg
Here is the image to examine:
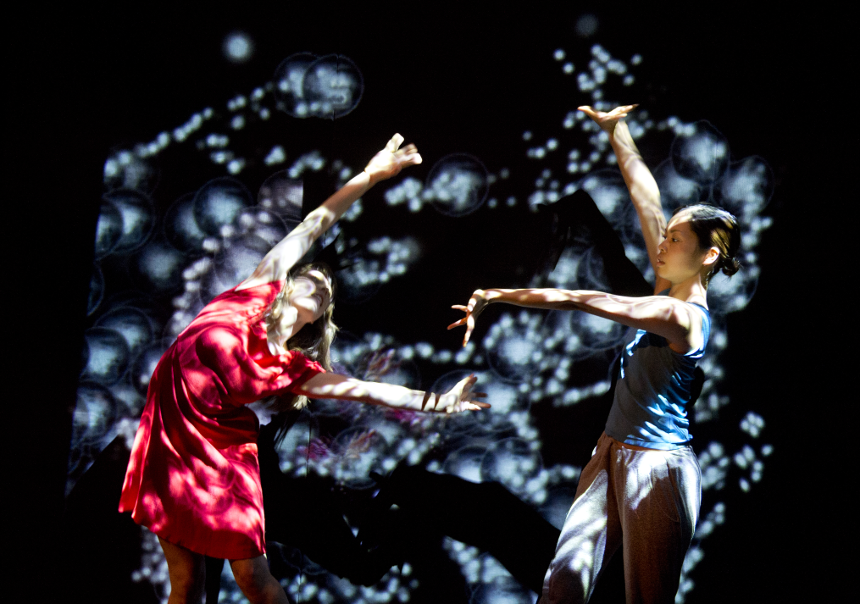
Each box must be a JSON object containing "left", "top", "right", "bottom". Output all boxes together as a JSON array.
[
  {"left": 230, "top": 556, "right": 290, "bottom": 604},
  {"left": 159, "top": 537, "right": 206, "bottom": 604}
]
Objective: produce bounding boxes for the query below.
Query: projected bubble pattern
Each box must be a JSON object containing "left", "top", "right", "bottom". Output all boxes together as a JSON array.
[
  {"left": 274, "top": 53, "right": 364, "bottom": 119},
  {"left": 75, "top": 42, "right": 774, "bottom": 604}
]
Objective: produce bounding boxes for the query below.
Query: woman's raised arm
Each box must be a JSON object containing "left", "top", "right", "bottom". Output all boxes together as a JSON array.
[
  {"left": 449, "top": 288, "right": 706, "bottom": 354},
  {"left": 237, "top": 134, "right": 422, "bottom": 291},
  {"left": 578, "top": 105, "right": 669, "bottom": 294},
  {"left": 296, "top": 372, "right": 489, "bottom": 414}
]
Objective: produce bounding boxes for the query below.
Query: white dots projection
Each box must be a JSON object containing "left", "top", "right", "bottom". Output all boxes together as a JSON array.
[{"left": 74, "top": 40, "right": 774, "bottom": 604}]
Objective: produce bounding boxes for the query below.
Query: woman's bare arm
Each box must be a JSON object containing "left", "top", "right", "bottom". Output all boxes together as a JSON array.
[
  {"left": 578, "top": 105, "right": 670, "bottom": 294},
  {"left": 237, "top": 134, "right": 422, "bottom": 290},
  {"left": 296, "top": 372, "right": 489, "bottom": 413},
  {"left": 449, "top": 288, "right": 705, "bottom": 354}
]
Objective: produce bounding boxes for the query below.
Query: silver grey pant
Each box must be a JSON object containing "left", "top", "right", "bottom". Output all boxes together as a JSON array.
[{"left": 539, "top": 433, "right": 701, "bottom": 604}]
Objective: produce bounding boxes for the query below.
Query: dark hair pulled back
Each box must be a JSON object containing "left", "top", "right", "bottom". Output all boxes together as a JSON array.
[{"left": 673, "top": 204, "right": 741, "bottom": 283}]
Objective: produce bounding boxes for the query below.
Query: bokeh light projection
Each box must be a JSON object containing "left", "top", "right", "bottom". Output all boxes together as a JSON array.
[
  {"left": 72, "top": 40, "right": 774, "bottom": 604},
  {"left": 223, "top": 31, "right": 254, "bottom": 63},
  {"left": 424, "top": 153, "right": 490, "bottom": 216},
  {"left": 274, "top": 52, "right": 364, "bottom": 119}
]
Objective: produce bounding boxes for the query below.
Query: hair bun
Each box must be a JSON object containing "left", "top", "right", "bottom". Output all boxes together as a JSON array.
[{"left": 720, "top": 256, "right": 741, "bottom": 277}]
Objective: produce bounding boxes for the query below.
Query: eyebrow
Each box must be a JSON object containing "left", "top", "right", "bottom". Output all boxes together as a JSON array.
[{"left": 310, "top": 276, "right": 332, "bottom": 293}]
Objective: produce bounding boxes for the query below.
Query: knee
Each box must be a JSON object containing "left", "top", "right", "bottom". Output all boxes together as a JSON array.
[
  {"left": 231, "top": 558, "right": 277, "bottom": 598},
  {"left": 231, "top": 560, "right": 263, "bottom": 590}
]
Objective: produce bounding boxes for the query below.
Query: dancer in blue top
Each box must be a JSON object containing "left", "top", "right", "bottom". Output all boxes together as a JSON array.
[{"left": 449, "top": 105, "right": 740, "bottom": 604}]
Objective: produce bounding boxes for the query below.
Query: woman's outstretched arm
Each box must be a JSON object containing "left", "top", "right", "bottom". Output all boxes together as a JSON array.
[
  {"left": 237, "top": 134, "right": 422, "bottom": 290},
  {"left": 578, "top": 105, "right": 669, "bottom": 294},
  {"left": 449, "top": 288, "right": 705, "bottom": 354},
  {"left": 296, "top": 373, "right": 489, "bottom": 414}
]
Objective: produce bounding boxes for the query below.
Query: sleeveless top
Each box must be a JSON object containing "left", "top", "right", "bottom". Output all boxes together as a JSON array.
[{"left": 605, "top": 300, "right": 710, "bottom": 450}]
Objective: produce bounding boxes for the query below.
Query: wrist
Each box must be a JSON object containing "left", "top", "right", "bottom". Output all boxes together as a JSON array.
[
  {"left": 416, "top": 388, "right": 456, "bottom": 413},
  {"left": 362, "top": 168, "right": 376, "bottom": 187},
  {"left": 483, "top": 289, "right": 506, "bottom": 303}
]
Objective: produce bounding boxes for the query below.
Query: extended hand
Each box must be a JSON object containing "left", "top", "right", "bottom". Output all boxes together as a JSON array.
[
  {"left": 578, "top": 104, "right": 638, "bottom": 135},
  {"left": 448, "top": 289, "right": 489, "bottom": 347},
  {"left": 364, "top": 133, "right": 422, "bottom": 185},
  {"left": 434, "top": 374, "right": 489, "bottom": 413}
]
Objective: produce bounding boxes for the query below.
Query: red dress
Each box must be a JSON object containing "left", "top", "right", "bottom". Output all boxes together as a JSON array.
[{"left": 119, "top": 281, "right": 324, "bottom": 559}]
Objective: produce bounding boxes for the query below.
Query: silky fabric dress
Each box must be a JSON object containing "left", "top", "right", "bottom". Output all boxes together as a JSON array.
[{"left": 119, "top": 281, "right": 324, "bottom": 560}]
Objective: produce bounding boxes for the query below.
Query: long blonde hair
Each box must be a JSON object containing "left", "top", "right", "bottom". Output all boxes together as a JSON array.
[{"left": 262, "top": 262, "right": 338, "bottom": 437}]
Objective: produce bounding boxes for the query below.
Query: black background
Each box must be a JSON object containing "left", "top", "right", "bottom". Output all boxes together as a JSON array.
[{"left": 12, "top": 3, "right": 843, "bottom": 601}]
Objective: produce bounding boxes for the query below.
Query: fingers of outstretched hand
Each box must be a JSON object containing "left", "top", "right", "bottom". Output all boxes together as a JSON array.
[
  {"left": 398, "top": 146, "right": 422, "bottom": 166},
  {"left": 447, "top": 376, "right": 489, "bottom": 413},
  {"left": 456, "top": 401, "right": 491, "bottom": 412},
  {"left": 397, "top": 143, "right": 418, "bottom": 156},
  {"left": 468, "top": 391, "right": 488, "bottom": 404},
  {"left": 455, "top": 374, "right": 477, "bottom": 397},
  {"left": 607, "top": 104, "right": 637, "bottom": 119},
  {"left": 578, "top": 104, "right": 638, "bottom": 119},
  {"left": 448, "top": 296, "right": 482, "bottom": 346},
  {"left": 386, "top": 133, "right": 405, "bottom": 153},
  {"left": 462, "top": 319, "right": 474, "bottom": 346},
  {"left": 457, "top": 374, "right": 477, "bottom": 389},
  {"left": 430, "top": 376, "right": 489, "bottom": 413},
  {"left": 447, "top": 304, "right": 470, "bottom": 329},
  {"left": 455, "top": 393, "right": 490, "bottom": 412},
  {"left": 446, "top": 306, "right": 471, "bottom": 342},
  {"left": 468, "top": 399, "right": 491, "bottom": 410}
]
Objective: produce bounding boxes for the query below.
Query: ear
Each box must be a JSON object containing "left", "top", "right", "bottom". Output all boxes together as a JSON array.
[{"left": 702, "top": 246, "right": 720, "bottom": 267}]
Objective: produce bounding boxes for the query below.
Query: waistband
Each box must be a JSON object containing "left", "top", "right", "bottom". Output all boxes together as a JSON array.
[{"left": 604, "top": 432, "right": 670, "bottom": 452}]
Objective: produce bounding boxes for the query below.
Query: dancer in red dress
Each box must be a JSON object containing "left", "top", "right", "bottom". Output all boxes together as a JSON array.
[{"left": 120, "top": 134, "right": 488, "bottom": 604}]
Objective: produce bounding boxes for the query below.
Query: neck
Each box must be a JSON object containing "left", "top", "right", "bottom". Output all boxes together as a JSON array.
[
  {"left": 667, "top": 274, "right": 709, "bottom": 307},
  {"left": 267, "top": 306, "right": 306, "bottom": 355}
]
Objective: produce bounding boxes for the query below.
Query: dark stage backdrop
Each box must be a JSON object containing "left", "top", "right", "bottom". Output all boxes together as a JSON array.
[{"left": 17, "top": 4, "right": 840, "bottom": 603}]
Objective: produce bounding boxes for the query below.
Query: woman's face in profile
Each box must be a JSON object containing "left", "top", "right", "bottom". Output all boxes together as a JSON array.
[{"left": 289, "top": 269, "right": 333, "bottom": 323}]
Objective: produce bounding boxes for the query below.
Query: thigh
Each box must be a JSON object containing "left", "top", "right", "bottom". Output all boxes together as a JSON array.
[
  {"left": 159, "top": 537, "right": 206, "bottom": 603},
  {"left": 541, "top": 435, "right": 622, "bottom": 604},
  {"left": 619, "top": 448, "right": 701, "bottom": 604}
]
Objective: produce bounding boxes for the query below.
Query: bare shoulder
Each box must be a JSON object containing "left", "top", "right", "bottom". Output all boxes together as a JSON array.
[
  {"left": 666, "top": 299, "right": 708, "bottom": 354},
  {"left": 235, "top": 271, "right": 283, "bottom": 291}
]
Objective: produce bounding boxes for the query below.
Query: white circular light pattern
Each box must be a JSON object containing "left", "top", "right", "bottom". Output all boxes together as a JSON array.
[
  {"left": 223, "top": 31, "right": 254, "bottom": 63},
  {"left": 274, "top": 53, "right": 364, "bottom": 119},
  {"left": 74, "top": 42, "right": 774, "bottom": 604}
]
